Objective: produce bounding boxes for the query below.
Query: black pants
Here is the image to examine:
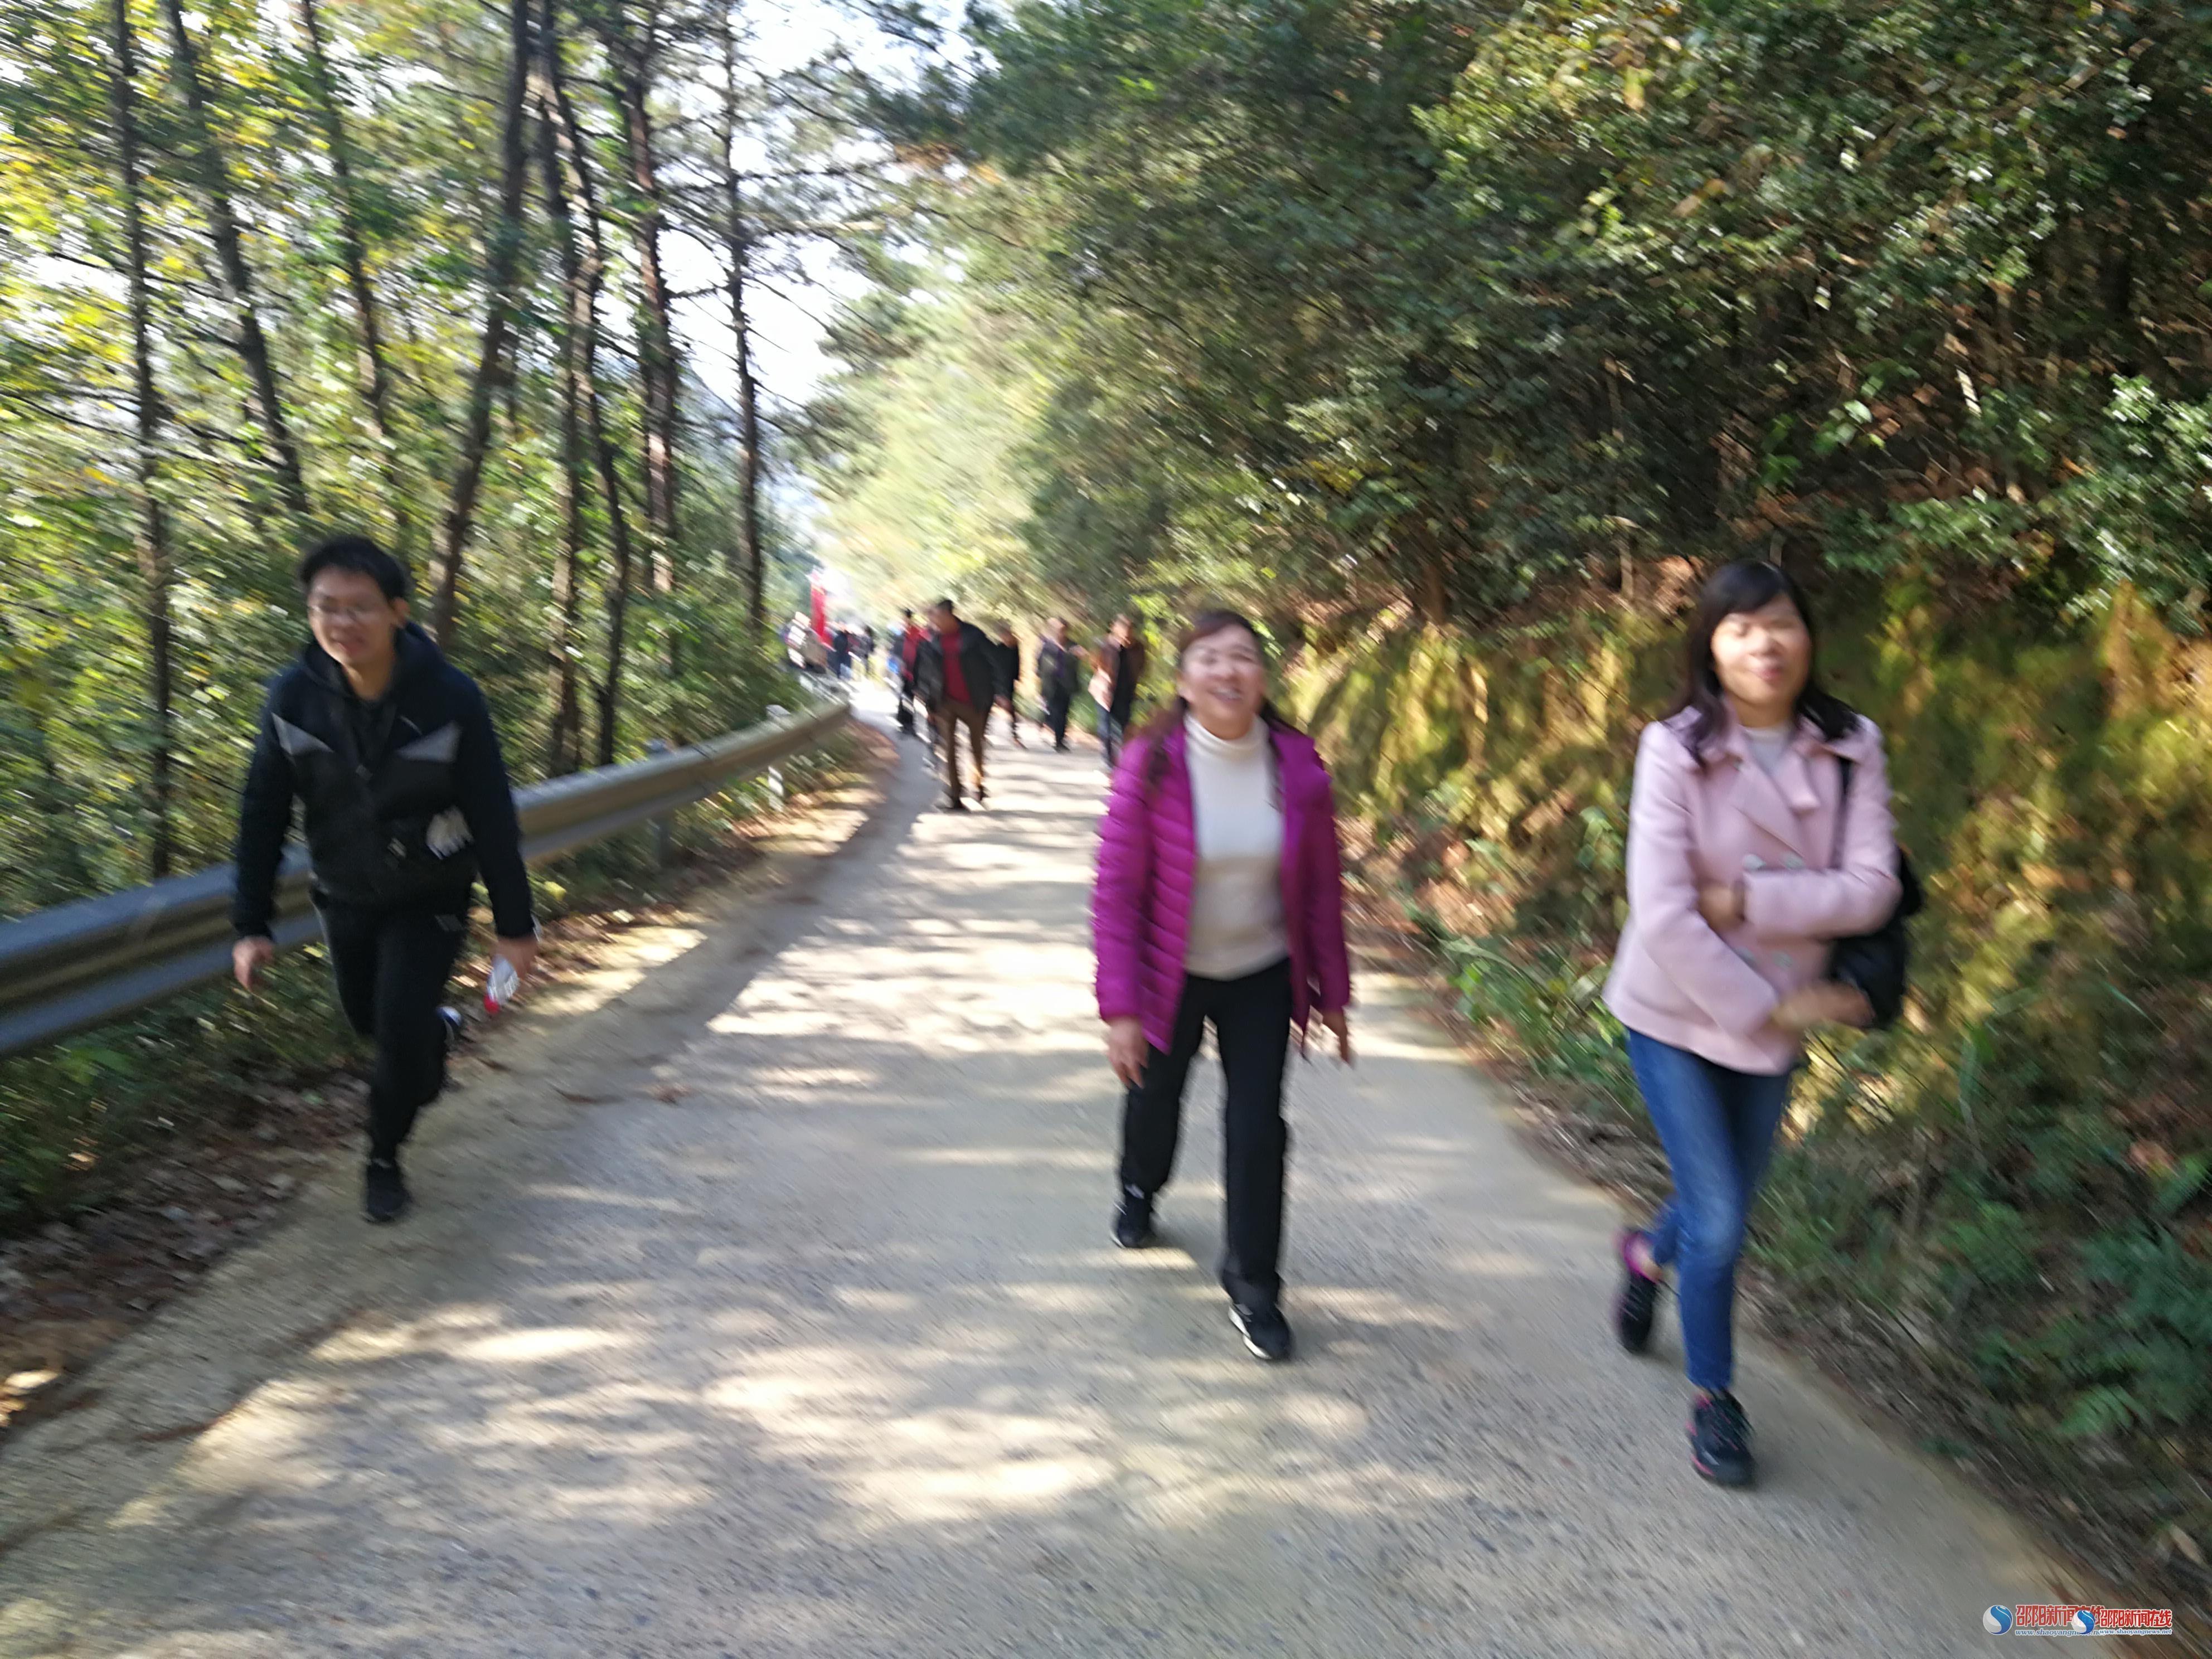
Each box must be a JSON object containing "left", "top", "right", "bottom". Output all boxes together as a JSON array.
[
  {"left": 1118, "top": 958, "right": 1294, "bottom": 1309},
  {"left": 1044, "top": 690, "right": 1072, "bottom": 749},
  {"left": 319, "top": 902, "right": 469, "bottom": 1160}
]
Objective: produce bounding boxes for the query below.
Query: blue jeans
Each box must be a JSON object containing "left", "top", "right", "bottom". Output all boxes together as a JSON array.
[{"left": 1626, "top": 1031, "right": 1796, "bottom": 1393}]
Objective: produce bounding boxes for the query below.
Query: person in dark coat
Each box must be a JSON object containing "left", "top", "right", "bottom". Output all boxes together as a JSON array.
[
  {"left": 231, "top": 535, "right": 537, "bottom": 1225},
  {"left": 991, "top": 622, "right": 1027, "bottom": 748},
  {"left": 1036, "top": 617, "right": 1085, "bottom": 752},
  {"left": 891, "top": 608, "right": 924, "bottom": 735},
  {"left": 1096, "top": 614, "right": 1149, "bottom": 770},
  {"left": 913, "top": 598, "right": 998, "bottom": 809}
]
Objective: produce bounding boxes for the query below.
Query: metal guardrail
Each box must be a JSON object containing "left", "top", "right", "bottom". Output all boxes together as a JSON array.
[{"left": 0, "top": 692, "right": 851, "bottom": 1059}]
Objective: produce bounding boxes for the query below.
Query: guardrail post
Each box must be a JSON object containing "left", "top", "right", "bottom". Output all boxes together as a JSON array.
[
  {"left": 763, "top": 707, "right": 787, "bottom": 809},
  {"left": 645, "top": 738, "right": 674, "bottom": 866}
]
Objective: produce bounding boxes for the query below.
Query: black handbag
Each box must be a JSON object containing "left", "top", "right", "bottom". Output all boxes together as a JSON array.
[{"left": 1827, "top": 756, "right": 1923, "bottom": 1029}]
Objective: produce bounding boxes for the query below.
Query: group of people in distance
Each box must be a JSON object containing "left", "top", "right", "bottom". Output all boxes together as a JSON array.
[
  {"left": 882, "top": 600, "right": 1151, "bottom": 810},
  {"left": 226, "top": 533, "right": 1901, "bottom": 1496},
  {"left": 784, "top": 615, "right": 876, "bottom": 681}
]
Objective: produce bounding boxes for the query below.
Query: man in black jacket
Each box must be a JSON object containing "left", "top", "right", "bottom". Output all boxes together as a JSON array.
[
  {"left": 1035, "top": 617, "right": 1084, "bottom": 752},
  {"left": 913, "top": 597, "right": 997, "bottom": 810},
  {"left": 231, "top": 535, "right": 537, "bottom": 1224}
]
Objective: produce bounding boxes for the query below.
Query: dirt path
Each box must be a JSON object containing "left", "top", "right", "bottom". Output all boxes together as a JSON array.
[{"left": 0, "top": 695, "right": 2090, "bottom": 1657}]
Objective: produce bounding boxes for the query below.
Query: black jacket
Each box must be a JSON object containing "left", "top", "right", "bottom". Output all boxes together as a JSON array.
[
  {"left": 990, "top": 638, "right": 1020, "bottom": 699},
  {"left": 1101, "top": 637, "right": 1148, "bottom": 721},
  {"left": 232, "top": 623, "right": 535, "bottom": 938},
  {"left": 914, "top": 621, "right": 997, "bottom": 714},
  {"left": 1036, "top": 639, "right": 1081, "bottom": 700}
]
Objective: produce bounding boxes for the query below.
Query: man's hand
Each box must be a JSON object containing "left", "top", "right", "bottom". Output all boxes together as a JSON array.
[
  {"left": 1697, "top": 882, "right": 1745, "bottom": 930},
  {"left": 1106, "top": 1016, "right": 1148, "bottom": 1088},
  {"left": 1769, "top": 982, "right": 1873, "bottom": 1034},
  {"left": 492, "top": 933, "right": 539, "bottom": 987},
  {"left": 1320, "top": 1007, "right": 1353, "bottom": 1065},
  {"left": 232, "top": 935, "right": 276, "bottom": 992}
]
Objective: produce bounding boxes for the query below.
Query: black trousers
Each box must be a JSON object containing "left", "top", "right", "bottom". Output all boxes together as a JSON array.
[
  {"left": 1044, "top": 689, "right": 1072, "bottom": 749},
  {"left": 1117, "top": 957, "right": 1294, "bottom": 1309},
  {"left": 319, "top": 901, "right": 468, "bottom": 1160}
]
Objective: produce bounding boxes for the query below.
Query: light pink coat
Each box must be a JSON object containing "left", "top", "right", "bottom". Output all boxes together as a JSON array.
[{"left": 1603, "top": 707, "right": 1902, "bottom": 1075}]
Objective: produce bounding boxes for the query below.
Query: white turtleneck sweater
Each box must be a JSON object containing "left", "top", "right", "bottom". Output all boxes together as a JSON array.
[{"left": 1183, "top": 713, "right": 1289, "bottom": 979}]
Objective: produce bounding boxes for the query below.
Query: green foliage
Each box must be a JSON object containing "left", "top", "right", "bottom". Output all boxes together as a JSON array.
[
  {"left": 0, "top": 0, "right": 915, "bottom": 910},
  {"left": 1442, "top": 934, "right": 1636, "bottom": 1110}
]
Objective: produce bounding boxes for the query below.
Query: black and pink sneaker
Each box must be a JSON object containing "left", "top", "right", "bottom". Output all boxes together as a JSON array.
[
  {"left": 1690, "top": 1390, "right": 1755, "bottom": 1487},
  {"left": 1614, "top": 1228, "right": 1661, "bottom": 1354}
]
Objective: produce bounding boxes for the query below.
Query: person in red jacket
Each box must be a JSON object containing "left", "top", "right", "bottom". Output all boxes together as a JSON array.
[
  {"left": 1089, "top": 609, "right": 1353, "bottom": 1362},
  {"left": 914, "top": 598, "right": 997, "bottom": 810}
]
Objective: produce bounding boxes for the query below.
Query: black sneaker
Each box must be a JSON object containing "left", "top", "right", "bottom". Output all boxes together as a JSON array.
[
  {"left": 1615, "top": 1228, "right": 1661, "bottom": 1354},
  {"left": 1113, "top": 1186, "right": 1155, "bottom": 1249},
  {"left": 1230, "top": 1301, "right": 1293, "bottom": 1362},
  {"left": 1690, "top": 1390, "right": 1755, "bottom": 1487},
  {"left": 363, "top": 1157, "right": 411, "bottom": 1225}
]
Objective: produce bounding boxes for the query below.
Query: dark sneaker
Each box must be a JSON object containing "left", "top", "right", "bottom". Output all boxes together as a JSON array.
[
  {"left": 1615, "top": 1228, "right": 1661, "bottom": 1354},
  {"left": 1690, "top": 1390, "right": 1755, "bottom": 1487},
  {"left": 1230, "top": 1301, "right": 1293, "bottom": 1362},
  {"left": 363, "top": 1157, "right": 411, "bottom": 1225},
  {"left": 945, "top": 797, "right": 969, "bottom": 812},
  {"left": 1113, "top": 1186, "right": 1155, "bottom": 1249}
]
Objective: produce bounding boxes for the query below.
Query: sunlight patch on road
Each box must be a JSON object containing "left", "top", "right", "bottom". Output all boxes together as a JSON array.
[{"left": 457, "top": 1327, "right": 632, "bottom": 1365}]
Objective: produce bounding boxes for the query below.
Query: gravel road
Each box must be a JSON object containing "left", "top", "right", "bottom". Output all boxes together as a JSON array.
[{"left": 0, "top": 696, "right": 2088, "bottom": 1657}]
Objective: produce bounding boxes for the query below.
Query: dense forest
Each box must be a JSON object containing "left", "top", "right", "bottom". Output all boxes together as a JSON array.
[
  {"left": 0, "top": 0, "right": 933, "bottom": 915},
  {"left": 803, "top": 0, "right": 2212, "bottom": 1613}
]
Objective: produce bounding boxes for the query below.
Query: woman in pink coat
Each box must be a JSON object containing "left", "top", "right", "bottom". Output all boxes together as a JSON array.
[
  {"left": 1092, "top": 610, "right": 1353, "bottom": 1363},
  {"left": 1605, "top": 561, "right": 1903, "bottom": 1488}
]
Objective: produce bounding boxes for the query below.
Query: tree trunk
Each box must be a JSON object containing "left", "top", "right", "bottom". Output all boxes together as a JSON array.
[
  {"left": 600, "top": 7, "right": 680, "bottom": 587},
  {"left": 534, "top": 0, "right": 589, "bottom": 775},
  {"left": 293, "top": 0, "right": 411, "bottom": 550},
  {"left": 546, "top": 3, "right": 636, "bottom": 765},
  {"left": 428, "top": 0, "right": 535, "bottom": 646},
  {"left": 717, "top": 12, "right": 768, "bottom": 642},
  {"left": 157, "top": 0, "right": 312, "bottom": 525},
  {"left": 112, "top": 0, "right": 177, "bottom": 878}
]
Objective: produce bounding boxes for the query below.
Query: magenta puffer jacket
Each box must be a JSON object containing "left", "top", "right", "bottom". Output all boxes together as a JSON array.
[{"left": 1092, "top": 719, "right": 1353, "bottom": 1052}]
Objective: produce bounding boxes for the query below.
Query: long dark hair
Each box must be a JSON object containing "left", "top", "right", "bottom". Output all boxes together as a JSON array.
[
  {"left": 1137, "top": 609, "right": 1299, "bottom": 790},
  {"left": 1671, "top": 561, "right": 1860, "bottom": 762}
]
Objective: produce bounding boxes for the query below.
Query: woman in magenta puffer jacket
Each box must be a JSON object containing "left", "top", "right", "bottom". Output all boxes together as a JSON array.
[{"left": 1092, "top": 609, "right": 1352, "bottom": 1363}]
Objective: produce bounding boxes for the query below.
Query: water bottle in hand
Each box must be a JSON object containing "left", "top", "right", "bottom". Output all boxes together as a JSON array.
[{"left": 484, "top": 954, "right": 520, "bottom": 1015}]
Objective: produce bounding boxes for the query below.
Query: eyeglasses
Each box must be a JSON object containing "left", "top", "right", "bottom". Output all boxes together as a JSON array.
[{"left": 308, "top": 601, "right": 389, "bottom": 625}]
